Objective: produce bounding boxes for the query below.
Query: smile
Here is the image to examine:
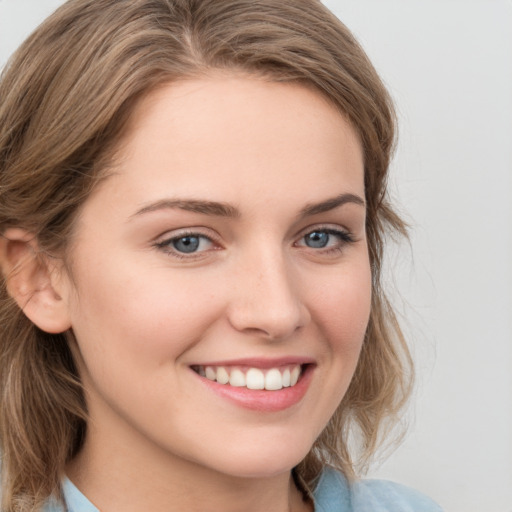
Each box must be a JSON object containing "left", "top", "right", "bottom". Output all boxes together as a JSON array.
[
  {"left": 192, "top": 364, "right": 303, "bottom": 391},
  {"left": 190, "top": 361, "right": 315, "bottom": 412}
]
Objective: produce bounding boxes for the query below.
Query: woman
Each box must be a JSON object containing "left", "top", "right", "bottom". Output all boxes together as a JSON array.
[{"left": 0, "top": 0, "right": 442, "bottom": 511}]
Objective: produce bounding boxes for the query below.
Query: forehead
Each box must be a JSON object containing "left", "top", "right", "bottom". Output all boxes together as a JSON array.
[{"left": 89, "top": 76, "right": 364, "bottom": 217}]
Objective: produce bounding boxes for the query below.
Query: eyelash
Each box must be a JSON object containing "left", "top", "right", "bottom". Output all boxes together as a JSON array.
[
  {"left": 154, "top": 226, "right": 355, "bottom": 260},
  {"left": 154, "top": 229, "right": 219, "bottom": 260},
  {"left": 294, "top": 227, "right": 355, "bottom": 255}
]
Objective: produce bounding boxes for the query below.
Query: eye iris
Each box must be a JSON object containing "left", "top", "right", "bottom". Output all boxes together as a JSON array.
[
  {"left": 172, "top": 236, "right": 200, "bottom": 253},
  {"left": 305, "top": 231, "right": 329, "bottom": 248}
]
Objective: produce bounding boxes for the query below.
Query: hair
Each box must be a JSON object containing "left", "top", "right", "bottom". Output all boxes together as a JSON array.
[{"left": 0, "top": 0, "right": 413, "bottom": 509}]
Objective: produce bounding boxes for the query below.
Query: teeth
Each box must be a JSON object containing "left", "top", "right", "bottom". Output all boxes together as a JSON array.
[
  {"left": 282, "top": 368, "right": 291, "bottom": 387},
  {"left": 216, "top": 366, "right": 229, "bottom": 385},
  {"left": 264, "top": 369, "right": 282, "bottom": 390},
  {"left": 199, "top": 364, "right": 303, "bottom": 391},
  {"left": 246, "top": 368, "right": 265, "bottom": 390},
  {"left": 290, "top": 366, "right": 300, "bottom": 386},
  {"left": 229, "top": 369, "right": 246, "bottom": 387}
]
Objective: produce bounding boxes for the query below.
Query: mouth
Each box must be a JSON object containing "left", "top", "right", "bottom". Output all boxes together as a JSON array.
[
  {"left": 189, "top": 358, "right": 315, "bottom": 412},
  {"left": 190, "top": 364, "right": 305, "bottom": 391}
]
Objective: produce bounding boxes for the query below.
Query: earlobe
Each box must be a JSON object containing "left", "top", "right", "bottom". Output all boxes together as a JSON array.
[{"left": 0, "top": 228, "right": 72, "bottom": 334}]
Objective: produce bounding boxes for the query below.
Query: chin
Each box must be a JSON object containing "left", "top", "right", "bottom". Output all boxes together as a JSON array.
[
  {"left": 197, "top": 434, "right": 313, "bottom": 480},
  {"left": 214, "top": 457, "right": 302, "bottom": 480}
]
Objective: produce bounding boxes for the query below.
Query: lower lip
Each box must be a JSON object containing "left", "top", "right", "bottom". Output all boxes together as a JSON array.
[{"left": 195, "top": 365, "right": 314, "bottom": 412}]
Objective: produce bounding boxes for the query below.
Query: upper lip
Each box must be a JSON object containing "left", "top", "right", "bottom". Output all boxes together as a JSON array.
[{"left": 189, "top": 356, "right": 316, "bottom": 369}]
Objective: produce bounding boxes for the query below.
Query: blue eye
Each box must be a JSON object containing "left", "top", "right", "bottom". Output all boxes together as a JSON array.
[
  {"left": 304, "top": 231, "right": 330, "bottom": 248},
  {"left": 172, "top": 235, "right": 201, "bottom": 253},
  {"left": 157, "top": 233, "right": 214, "bottom": 255},
  {"left": 298, "top": 228, "right": 354, "bottom": 251}
]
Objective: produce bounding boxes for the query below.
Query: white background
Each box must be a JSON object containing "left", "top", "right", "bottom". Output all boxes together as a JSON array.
[{"left": 1, "top": 1, "right": 511, "bottom": 511}]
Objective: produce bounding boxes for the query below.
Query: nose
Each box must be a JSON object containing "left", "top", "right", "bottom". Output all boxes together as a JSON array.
[{"left": 226, "top": 249, "right": 310, "bottom": 340}]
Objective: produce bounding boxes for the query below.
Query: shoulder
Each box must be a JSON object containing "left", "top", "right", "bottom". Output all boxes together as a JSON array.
[
  {"left": 313, "top": 467, "right": 443, "bottom": 512},
  {"left": 351, "top": 478, "right": 443, "bottom": 512}
]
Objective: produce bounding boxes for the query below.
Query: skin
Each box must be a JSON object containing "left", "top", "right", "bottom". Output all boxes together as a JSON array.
[{"left": 48, "top": 76, "right": 373, "bottom": 512}]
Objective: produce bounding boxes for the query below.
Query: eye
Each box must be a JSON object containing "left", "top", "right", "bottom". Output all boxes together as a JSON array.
[
  {"left": 155, "top": 231, "right": 216, "bottom": 257},
  {"left": 296, "top": 228, "right": 354, "bottom": 251},
  {"left": 303, "top": 231, "right": 331, "bottom": 249},
  {"left": 171, "top": 234, "right": 211, "bottom": 253}
]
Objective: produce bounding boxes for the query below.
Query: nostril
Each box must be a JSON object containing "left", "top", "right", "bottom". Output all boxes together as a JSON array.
[{"left": 227, "top": 301, "right": 310, "bottom": 341}]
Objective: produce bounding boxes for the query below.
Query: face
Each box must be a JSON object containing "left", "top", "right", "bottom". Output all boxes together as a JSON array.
[{"left": 62, "top": 76, "right": 371, "bottom": 480}]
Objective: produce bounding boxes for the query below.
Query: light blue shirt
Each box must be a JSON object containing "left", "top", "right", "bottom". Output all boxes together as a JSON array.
[
  {"left": 44, "top": 468, "right": 442, "bottom": 511},
  {"left": 314, "top": 468, "right": 443, "bottom": 512}
]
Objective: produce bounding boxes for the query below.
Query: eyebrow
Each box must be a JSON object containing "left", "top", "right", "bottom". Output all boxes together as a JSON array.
[
  {"left": 299, "top": 193, "right": 365, "bottom": 217},
  {"left": 132, "top": 199, "right": 240, "bottom": 218},
  {"left": 131, "top": 193, "right": 365, "bottom": 220}
]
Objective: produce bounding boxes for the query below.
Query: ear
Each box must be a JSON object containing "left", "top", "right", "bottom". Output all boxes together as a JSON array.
[{"left": 0, "top": 228, "right": 72, "bottom": 334}]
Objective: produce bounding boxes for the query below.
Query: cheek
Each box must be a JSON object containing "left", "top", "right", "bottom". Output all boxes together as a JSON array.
[
  {"left": 293, "top": 257, "right": 371, "bottom": 440},
  {"left": 67, "top": 257, "right": 225, "bottom": 374},
  {"left": 309, "top": 259, "right": 372, "bottom": 356}
]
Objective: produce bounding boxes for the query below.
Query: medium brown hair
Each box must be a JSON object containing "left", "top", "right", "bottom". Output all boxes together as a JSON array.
[{"left": 0, "top": 0, "right": 412, "bottom": 509}]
